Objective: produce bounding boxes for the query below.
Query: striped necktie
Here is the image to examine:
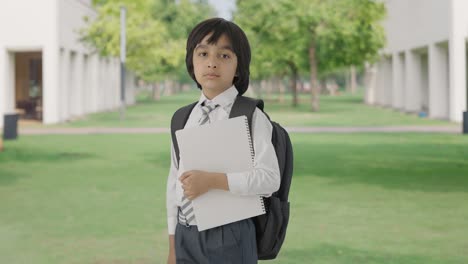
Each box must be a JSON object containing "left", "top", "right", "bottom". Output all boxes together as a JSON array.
[{"left": 179, "top": 100, "right": 219, "bottom": 226}]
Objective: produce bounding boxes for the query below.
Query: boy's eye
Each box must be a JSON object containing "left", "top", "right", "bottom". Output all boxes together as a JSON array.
[
  {"left": 221, "top": 54, "right": 231, "bottom": 59},
  {"left": 198, "top": 52, "right": 207, "bottom": 57}
]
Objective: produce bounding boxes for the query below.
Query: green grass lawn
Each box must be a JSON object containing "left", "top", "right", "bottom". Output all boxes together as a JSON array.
[
  {"left": 1, "top": 133, "right": 468, "bottom": 263},
  {"left": 27, "top": 89, "right": 456, "bottom": 128}
]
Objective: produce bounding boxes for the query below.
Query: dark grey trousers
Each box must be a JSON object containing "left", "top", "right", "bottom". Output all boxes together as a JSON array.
[{"left": 175, "top": 219, "right": 258, "bottom": 264}]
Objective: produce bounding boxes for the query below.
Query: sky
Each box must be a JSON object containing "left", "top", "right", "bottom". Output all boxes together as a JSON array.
[{"left": 207, "top": 0, "right": 236, "bottom": 20}]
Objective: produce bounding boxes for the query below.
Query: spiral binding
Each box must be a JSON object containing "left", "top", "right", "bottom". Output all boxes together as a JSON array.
[
  {"left": 244, "top": 116, "right": 266, "bottom": 213},
  {"left": 244, "top": 116, "right": 255, "bottom": 164},
  {"left": 260, "top": 197, "right": 266, "bottom": 213}
]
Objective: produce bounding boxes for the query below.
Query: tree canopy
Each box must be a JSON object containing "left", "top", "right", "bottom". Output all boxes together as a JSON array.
[
  {"left": 81, "top": 0, "right": 215, "bottom": 83},
  {"left": 235, "top": 0, "right": 386, "bottom": 109}
]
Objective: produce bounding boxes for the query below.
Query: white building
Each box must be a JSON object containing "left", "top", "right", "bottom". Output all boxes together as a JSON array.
[
  {"left": 0, "top": 0, "right": 136, "bottom": 127},
  {"left": 365, "top": 0, "right": 468, "bottom": 122}
]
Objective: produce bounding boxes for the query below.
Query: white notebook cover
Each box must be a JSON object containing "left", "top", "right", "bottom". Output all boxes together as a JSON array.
[{"left": 175, "top": 116, "right": 266, "bottom": 231}]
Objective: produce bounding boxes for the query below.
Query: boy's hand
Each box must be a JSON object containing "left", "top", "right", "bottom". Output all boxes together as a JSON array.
[
  {"left": 179, "top": 170, "right": 213, "bottom": 200},
  {"left": 179, "top": 171, "right": 230, "bottom": 200},
  {"left": 167, "top": 235, "right": 176, "bottom": 264}
]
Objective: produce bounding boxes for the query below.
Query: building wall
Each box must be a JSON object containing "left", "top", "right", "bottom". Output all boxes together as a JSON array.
[
  {"left": 448, "top": 0, "right": 468, "bottom": 122},
  {"left": 0, "top": 0, "right": 136, "bottom": 128},
  {"left": 383, "top": 0, "right": 451, "bottom": 53},
  {"left": 368, "top": 0, "right": 468, "bottom": 122},
  {"left": 0, "top": 0, "right": 56, "bottom": 48},
  {"left": 0, "top": 0, "right": 57, "bottom": 126},
  {"left": 59, "top": 0, "right": 96, "bottom": 53}
]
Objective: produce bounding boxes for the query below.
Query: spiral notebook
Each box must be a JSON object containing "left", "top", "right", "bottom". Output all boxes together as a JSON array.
[{"left": 175, "top": 115, "right": 266, "bottom": 231}]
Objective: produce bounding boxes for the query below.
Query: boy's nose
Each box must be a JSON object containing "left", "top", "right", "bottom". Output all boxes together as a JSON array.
[{"left": 207, "top": 58, "right": 217, "bottom": 68}]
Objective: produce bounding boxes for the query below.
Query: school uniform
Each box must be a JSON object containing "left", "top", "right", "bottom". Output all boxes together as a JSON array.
[{"left": 166, "top": 86, "right": 281, "bottom": 263}]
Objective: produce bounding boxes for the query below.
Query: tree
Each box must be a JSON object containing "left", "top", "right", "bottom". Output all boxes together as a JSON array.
[
  {"left": 235, "top": 0, "right": 308, "bottom": 107},
  {"left": 82, "top": 0, "right": 169, "bottom": 82},
  {"left": 81, "top": 0, "right": 215, "bottom": 98},
  {"left": 235, "top": 0, "right": 386, "bottom": 110},
  {"left": 151, "top": 0, "right": 215, "bottom": 95},
  {"left": 297, "top": 0, "right": 386, "bottom": 110}
]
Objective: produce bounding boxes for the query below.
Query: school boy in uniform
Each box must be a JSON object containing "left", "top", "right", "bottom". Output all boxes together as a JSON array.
[{"left": 166, "top": 17, "right": 280, "bottom": 264}]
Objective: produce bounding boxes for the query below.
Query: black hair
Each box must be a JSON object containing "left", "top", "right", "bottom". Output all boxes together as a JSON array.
[{"left": 185, "top": 17, "right": 251, "bottom": 95}]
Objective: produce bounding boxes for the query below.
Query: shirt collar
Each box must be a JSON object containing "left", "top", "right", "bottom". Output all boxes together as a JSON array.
[{"left": 197, "top": 85, "right": 238, "bottom": 108}]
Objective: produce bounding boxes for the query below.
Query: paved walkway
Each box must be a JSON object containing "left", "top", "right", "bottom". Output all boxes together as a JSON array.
[{"left": 18, "top": 125, "right": 462, "bottom": 135}]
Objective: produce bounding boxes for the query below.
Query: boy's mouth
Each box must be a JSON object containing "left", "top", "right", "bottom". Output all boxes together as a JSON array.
[{"left": 204, "top": 73, "right": 220, "bottom": 78}]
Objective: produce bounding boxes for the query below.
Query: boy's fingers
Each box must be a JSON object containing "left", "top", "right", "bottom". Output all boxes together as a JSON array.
[
  {"left": 179, "top": 171, "right": 192, "bottom": 181},
  {"left": 184, "top": 191, "right": 194, "bottom": 200},
  {"left": 179, "top": 174, "right": 187, "bottom": 181},
  {"left": 180, "top": 177, "right": 191, "bottom": 185}
]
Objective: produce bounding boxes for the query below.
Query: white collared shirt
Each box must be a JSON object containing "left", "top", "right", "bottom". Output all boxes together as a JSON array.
[{"left": 166, "top": 86, "right": 281, "bottom": 235}]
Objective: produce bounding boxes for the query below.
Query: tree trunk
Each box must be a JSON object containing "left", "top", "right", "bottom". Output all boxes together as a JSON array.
[
  {"left": 350, "top": 65, "right": 357, "bottom": 94},
  {"left": 278, "top": 78, "right": 285, "bottom": 103},
  {"left": 272, "top": 76, "right": 280, "bottom": 102},
  {"left": 266, "top": 78, "right": 273, "bottom": 101},
  {"left": 260, "top": 80, "right": 270, "bottom": 101},
  {"left": 288, "top": 62, "right": 298, "bottom": 107},
  {"left": 251, "top": 81, "right": 261, "bottom": 98},
  {"left": 152, "top": 82, "right": 160, "bottom": 101},
  {"left": 163, "top": 79, "right": 173, "bottom": 96},
  {"left": 174, "top": 81, "right": 181, "bottom": 94},
  {"left": 346, "top": 69, "right": 351, "bottom": 93},
  {"left": 309, "top": 41, "right": 319, "bottom": 111}
]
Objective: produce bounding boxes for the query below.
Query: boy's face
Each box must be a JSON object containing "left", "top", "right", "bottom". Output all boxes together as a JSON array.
[{"left": 193, "top": 33, "right": 238, "bottom": 96}]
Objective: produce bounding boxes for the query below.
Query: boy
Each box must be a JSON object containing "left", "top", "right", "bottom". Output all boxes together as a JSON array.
[{"left": 166, "top": 17, "right": 280, "bottom": 264}]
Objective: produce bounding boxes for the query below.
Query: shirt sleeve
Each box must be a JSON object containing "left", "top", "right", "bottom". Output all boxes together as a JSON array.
[
  {"left": 166, "top": 142, "right": 178, "bottom": 235},
  {"left": 226, "top": 108, "right": 281, "bottom": 196}
]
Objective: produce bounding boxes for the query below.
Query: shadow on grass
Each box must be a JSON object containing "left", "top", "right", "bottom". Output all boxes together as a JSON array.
[
  {"left": 0, "top": 145, "right": 96, "bottom": 185},
  {"left": 0, "top": 168, "right": 28, "bottom": 185},
  {"left": 275, "top": 243, "right": 459, "bottom": 264},
  {"left": 0, "top": 148, "right": 95, "bottom": 163},
  {"left": 265, "top": 100, "right": 365, "bottom": 115},
  {"left": 142, "top": 150, "right": 170, "bottom": 168},
  {"left": 293, "top": 140, "right": 468, "bottom": 193}
]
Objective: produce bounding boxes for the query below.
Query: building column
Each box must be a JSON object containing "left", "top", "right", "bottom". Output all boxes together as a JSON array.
[
  {"left": 392, "top": 52, "right": 405, "bottom": 109},
  {"left": 43, "top": 45, "right": 60, "bottom": 124},
  {"left": 405, "top": 50, "right": 421, "bottom": 112},
  {"left": 98, "top": 57, "right": 105, "bottom": 111},
  {"left": 449, "top": 0, "right": 468, "bottom": 122},
  {"left": 429, "top": 43, "right": 449, "bottom": 119},
  {"left": 113, "top": 58, "right": 119, "bottom": 108},
  {"left": 383, "top": 56, "right": 393, "bottom": 107},
  {"left": 114, "top": 59, "right": 119, "bottom": 108},
  {"left": 106, "top": 59, "right": 113, "bottom": 110},
  {"left": 68, "top": 52, "right": 77, "bottom": 117},
  {"left": 0, "top": 49, "right": 15, "bottom": 127},
  {"left": 375, "top": 60, "right": 385, "bottom": 105},
  {"left": 89, "top": 54, "right": 99, "bottom": 113},
  {"left": 0, "top": 48, "right": 5, "bottom": 127},
  {"left": 364, "top": 62, "right": 377, "bottom": 105},
  {"left": 108, "top": 59, "right": 115, "bottom": 109},
  {"left": 59, "top": 48, "right": 70, "bottom": 121},
  {"left": 82, "top": 54, "right": 89, "bottom": 114},
  {"left": 420, "top": 52, "right": 429, "bottom": 113},
  {"left": 74, "top": 53, "right": 84, "bottom": 116},
  {"left": 102, "top": 58, "right": 108, "bottom": 110}
]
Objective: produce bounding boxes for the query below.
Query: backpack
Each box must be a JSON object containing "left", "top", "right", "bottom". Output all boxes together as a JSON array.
[{"left": 170, "top": 95, "right": 293, "bottom": 260}]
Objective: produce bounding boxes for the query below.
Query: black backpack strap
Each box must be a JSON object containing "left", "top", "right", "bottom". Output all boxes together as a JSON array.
[
  {"left": 229, "top": 96, "right": 265, "bottom": 137},
  {"left": 171, "top": 102, "right": 198, "bottom": 169},
  {"left": 172, "top": 96, "right": 263, "bottom": 168}
]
